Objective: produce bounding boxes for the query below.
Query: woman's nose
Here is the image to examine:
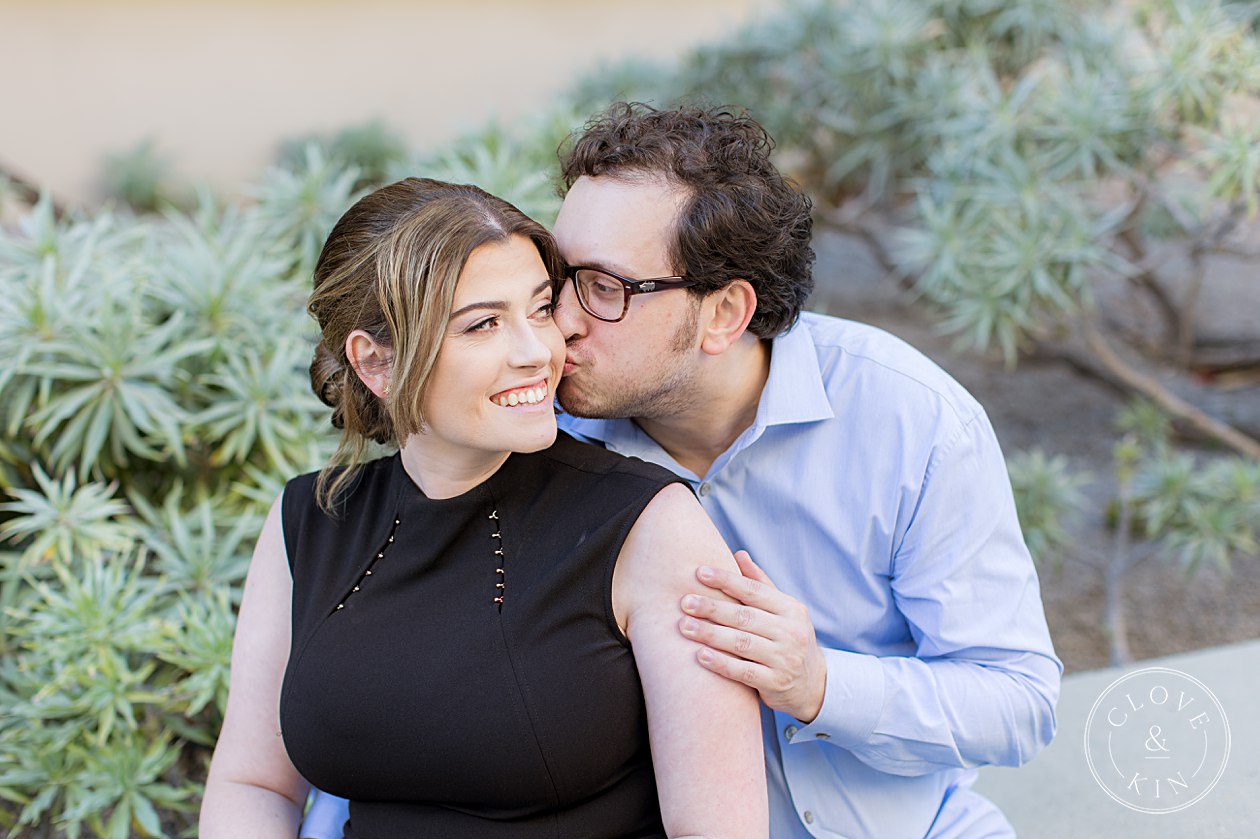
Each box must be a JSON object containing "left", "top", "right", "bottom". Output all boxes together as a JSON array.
[{"left": 511, "top": 318, "right": 556, "bottom": 369}]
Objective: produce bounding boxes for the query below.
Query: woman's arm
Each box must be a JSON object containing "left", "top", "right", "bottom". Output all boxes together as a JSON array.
[
  {"left": 200, "top": 494, "right": 310, "bottom": 839},
  {"left": 613, "top": 483, "right": 768, "bottom": 839}
]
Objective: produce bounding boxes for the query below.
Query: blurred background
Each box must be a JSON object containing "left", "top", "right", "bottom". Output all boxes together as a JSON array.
[
  {"left": 2, "top": 0, "right": 767, "bottom": 205},
  {"left": 1, "top": 1, "right": 1258, "bottom": 836}
]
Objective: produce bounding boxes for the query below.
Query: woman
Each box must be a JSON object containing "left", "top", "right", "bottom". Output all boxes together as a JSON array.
[{"left": 199, "top": 178, "right": 767, "bottom": 838}]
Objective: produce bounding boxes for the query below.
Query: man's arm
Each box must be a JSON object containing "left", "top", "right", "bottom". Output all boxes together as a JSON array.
[{"left": 683, "top": 412, "right": 1061, "bottom": 777}]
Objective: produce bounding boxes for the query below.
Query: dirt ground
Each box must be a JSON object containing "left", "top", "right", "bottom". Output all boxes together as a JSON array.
[{"left": 809, "top": 226, "right": 1260, "bottom": 674}]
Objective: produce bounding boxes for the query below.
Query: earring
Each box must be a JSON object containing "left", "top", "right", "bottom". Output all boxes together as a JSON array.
[{"left": 382, "top": 384, "right": 391, "bottom": 398}]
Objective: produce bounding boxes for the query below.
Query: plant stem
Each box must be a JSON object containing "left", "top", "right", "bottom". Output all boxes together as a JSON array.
[
  {"left": 1107, "top": 485, "right": 1134, "bottom": 667},
  {"left": 1079, "top": 315, "right": 1260, "bottom": 459},
  {"left": 1179, "top": 245, "right": 1207, "bottom": 367}
]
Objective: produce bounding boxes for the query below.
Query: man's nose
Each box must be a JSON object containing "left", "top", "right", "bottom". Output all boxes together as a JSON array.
[{"left": 553, "top": 277, "right": 586, "bottom": 341}]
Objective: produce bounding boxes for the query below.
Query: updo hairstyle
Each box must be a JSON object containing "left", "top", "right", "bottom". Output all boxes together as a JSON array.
[{"left": 307, "top": 177, "right": 563, "bottom": 510}]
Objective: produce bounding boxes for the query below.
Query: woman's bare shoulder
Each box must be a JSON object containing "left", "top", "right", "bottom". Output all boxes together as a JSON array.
[{"left": 615, "top": 483, "right": 738, "bottom": 618}]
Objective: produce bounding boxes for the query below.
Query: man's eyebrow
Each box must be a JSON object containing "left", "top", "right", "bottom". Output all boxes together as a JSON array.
[
  {"left": 571, "top": 259, "right": 632, "bottom": 277},
  {"left": 448, "top": 280, "right": 554, "bottom": 321}
]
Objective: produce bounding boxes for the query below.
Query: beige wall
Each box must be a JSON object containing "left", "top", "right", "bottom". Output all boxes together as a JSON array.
[{"left": 2, "top": 0, "right": 773, "bottom": 205}]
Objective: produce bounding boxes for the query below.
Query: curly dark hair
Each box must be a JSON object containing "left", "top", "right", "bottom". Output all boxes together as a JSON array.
[{"left": 560, "top": 102, "right": 815, "bottom": 339}]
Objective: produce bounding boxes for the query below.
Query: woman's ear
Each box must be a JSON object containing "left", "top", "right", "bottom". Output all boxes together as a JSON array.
[
  {"left": 699, "top": 280, "right": 758, "bottom": 355},
  {"left": 345, "top": 330, "right": 392, "bottom": 398}
]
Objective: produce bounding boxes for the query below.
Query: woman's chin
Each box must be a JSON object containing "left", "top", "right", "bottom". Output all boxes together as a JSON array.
[{"left": 509, "top": 421, "right": 558, "bottom": 454}]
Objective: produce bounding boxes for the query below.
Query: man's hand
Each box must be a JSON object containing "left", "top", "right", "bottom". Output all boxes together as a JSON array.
[{"left": 679, "top": 550, "right": 828, "bottom": 723}]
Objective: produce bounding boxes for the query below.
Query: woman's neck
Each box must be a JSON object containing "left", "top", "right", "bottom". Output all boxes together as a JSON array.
[{"left": 398, "top": 438, "right": 510, "bottom": 499}]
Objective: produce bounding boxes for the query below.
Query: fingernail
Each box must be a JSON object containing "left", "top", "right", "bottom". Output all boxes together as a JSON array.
[
  {"left": 681, "top": 617, "right": 699, "bottom": 633},
  {"left": 698, "top": 648, "right": 714, "bottom": 664},
  {"left": 697, "top": 565, "right": 714, "bottom": 581},
  {"left": 681, "top": 594, "right": 699, "bottom": 612}
]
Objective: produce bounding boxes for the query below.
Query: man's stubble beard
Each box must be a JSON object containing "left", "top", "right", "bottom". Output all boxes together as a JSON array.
[{"left": 558, "top": 300, "right": 701, "bottom": 421}]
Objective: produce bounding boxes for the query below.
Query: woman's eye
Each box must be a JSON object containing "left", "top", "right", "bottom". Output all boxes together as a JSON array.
[
  {"left": 534, "top": 301, "right": 556, "bottom": 319},
  {"left": 467, "top": 316, "right": 499, "bottom": 333}
]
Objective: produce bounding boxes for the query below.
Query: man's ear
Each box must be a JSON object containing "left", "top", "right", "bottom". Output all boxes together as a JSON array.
[
  {"left": 345, "top": 330, "right": 392, "bottom": 398},
  {"left": 699, "top": 280, "right": 757, "bottom": 355}
]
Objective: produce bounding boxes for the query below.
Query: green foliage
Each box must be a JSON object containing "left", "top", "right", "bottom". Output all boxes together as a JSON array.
[
  {"left": 0, "top": 468, "right": 136, "bottom": 568},
  {"left": 1010, "top": 401, "right": 1259, "bottom": 664},
  {"left": 1196, "top": 120, "right": 1260, "bottom": 216},
  {"left": 1012, "top": 402, "right": 1258, "bottom": 577},
  {"left": 99, "top": 139, "right": 184, "bottom": 214},
  {"left": 1007, "top": 449, "right": 1088, "bottom": 569},
  {"left": 397, "top": 113, "right": 574, "bottom": 226},
  {"left": 0, "top": 155, "right": 344, "bottom": 835},
  {"left": 278, "top": 118, "right": 410, "bottom": 190},
  {"left": 250, "top": 144, "right": 364, "bottom": 280},
  {"left": 0, "top": 552, "right": 192, "bottom": 838},
  {"left": 663, "top": 0, "right": 1259, "bottom": 368},
  {"left": 1132, "top": 448, "right": 1260, "bottom": 573}
]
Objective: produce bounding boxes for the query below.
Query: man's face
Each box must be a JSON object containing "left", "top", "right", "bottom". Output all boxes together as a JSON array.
[{"left": 552, "top": 175, "right": 702, "bottom": 420}]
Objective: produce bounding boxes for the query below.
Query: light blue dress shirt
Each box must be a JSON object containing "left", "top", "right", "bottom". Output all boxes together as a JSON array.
[
  {"left": 559, "top": 312, "right": 1062, "bottom": 839},
  {"left": 298, "top": 312, "right": 1060, "bottom": 839}
]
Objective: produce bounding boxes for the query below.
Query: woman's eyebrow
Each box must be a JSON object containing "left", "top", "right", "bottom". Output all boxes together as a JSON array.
[{"left": 448, "top": 280, "right": 553, "bottom": 321}]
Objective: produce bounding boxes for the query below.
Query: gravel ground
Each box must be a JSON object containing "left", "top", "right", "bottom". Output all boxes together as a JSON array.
[{"left": 809, "top": 226, "right": 1260, "bottom": 674}]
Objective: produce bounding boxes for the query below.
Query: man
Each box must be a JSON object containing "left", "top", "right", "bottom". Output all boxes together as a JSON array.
[
  {"left": 301, "top": 102, "right": 1059, "bottom": 838},
  {"left": 550, "top": 103, "right": 1059, "bottom": 838}
]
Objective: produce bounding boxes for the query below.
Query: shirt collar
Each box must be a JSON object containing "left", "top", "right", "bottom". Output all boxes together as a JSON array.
[{"left": 756, "top": 315, "right": 834, "bottom": 428}]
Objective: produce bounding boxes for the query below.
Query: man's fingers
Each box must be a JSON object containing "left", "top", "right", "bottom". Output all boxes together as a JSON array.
[
  {"left": 680, "top": 615, "right": 773, "bottom": 664},
  {"left": 732, "top": 550, "right": 771, "bottom": 584},
  {"left": 681, "top": 594, "right": 773, "bottom": 638},
  {"left": 696, "top": 645, "right": 775, "bottom": 689},
  {"left": 695, "top": 564, "right": 780, "bottom": 610}
]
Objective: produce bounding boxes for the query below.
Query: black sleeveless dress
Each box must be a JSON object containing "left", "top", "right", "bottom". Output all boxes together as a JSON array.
[{"left": 279, "top": 432, "right": 685, "bottom": 838}]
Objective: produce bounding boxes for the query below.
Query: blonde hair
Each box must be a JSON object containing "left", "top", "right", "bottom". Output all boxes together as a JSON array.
[{"left": 307, "top": 177, "right": 563, "bottom": 511}]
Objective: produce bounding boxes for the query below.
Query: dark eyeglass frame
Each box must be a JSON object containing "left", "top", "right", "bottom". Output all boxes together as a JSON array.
[{"left": 562, "top": 265, "right": 699, "bottom": 323}]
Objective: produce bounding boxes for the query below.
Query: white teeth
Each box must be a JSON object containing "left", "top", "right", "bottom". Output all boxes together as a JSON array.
[{"left": 493, "top": 383, "right": 547, "bottom": 408}]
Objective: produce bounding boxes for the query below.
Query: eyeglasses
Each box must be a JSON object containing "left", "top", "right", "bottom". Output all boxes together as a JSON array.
[{"left": 563, "top": 265, "right": 699, "bottom": 323}]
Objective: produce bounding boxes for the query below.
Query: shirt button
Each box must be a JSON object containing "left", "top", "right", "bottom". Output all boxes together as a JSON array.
[
  {"left": 784, "top": 724, "right": 799, "bottom": 739},
  {"left": 697, "top": 482, "right": 711, "bottom": 497},
  {"left": 803, "top": 810, "right": 815, "bottom": 825},
  {"left": 815, "top": 732, "right": 831, "bottom": 741}
]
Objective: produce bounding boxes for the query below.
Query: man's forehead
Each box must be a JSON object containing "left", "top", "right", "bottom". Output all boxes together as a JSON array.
[{"left": 555, "top": 175, "right": 685, "bottom": 271}]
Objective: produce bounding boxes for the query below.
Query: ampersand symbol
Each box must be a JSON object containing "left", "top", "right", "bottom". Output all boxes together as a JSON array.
[{"left": 1145, "top": 725, "right": 1169, "bottom": 752}]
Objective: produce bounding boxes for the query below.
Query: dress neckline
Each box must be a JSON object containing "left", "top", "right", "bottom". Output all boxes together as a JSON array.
[{"left": 389, "top": 450, "right": 522, "bottom": 509}]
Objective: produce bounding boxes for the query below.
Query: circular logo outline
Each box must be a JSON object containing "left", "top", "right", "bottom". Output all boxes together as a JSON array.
[{"left": 1083, "top": 666, "right": 1230, "bottom": 814}]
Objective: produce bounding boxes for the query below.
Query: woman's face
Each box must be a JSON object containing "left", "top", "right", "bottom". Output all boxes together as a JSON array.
[{"left": 419, "top": 235, "right": 564, "bottom": 457}]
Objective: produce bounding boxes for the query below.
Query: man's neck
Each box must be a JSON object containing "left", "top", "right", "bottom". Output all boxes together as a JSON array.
[{"left": 635, "top": 337, "right": 771, "bottom": 479}]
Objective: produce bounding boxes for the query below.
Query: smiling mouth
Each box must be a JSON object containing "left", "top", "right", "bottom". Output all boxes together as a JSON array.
[{"left": 490, "top": 379, "right": 549, "bottom": 408}]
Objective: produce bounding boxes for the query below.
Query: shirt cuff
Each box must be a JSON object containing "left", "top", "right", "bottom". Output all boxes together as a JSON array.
[{"left": 790, "top": 647, "right": 885, "bottom": 749}]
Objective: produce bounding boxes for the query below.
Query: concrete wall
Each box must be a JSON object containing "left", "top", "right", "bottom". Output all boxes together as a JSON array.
[{"left": 1, "top": 0, "right": 773, "bottom": 204}]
